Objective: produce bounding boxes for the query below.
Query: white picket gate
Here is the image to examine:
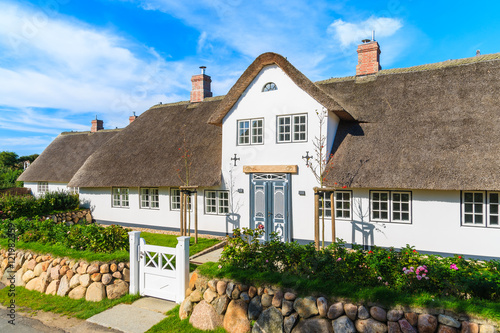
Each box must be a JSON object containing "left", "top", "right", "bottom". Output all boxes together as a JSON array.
[{"left": 128, "top": 231, "right": 189, "bottom": 303}]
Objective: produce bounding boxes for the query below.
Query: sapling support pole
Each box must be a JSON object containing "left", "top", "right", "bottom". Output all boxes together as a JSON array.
[
  {"left": 180, "top": 185, "right": 199, "bottom": 243},
  {"left": 314, "top": 189, "right": 320, "bottom": 251},
  {"left": 330, "top": 191, "right": 335, "bottom": 244},
  {"left": 180, "top": 191, "right": 184, "bottom": 236},
  {"left": 194, "top": 190, "right": 198, "bottom": 244}
]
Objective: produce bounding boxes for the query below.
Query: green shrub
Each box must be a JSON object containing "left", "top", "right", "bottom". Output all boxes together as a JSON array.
[
  {"left": 220, "top": 228, "right": 500, "bottom": 302},
  {"left": 0, "top": 191, "right": 79, "bottom": 219}
]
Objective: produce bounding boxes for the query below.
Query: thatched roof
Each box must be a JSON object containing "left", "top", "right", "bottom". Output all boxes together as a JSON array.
[
  {"left": 68, "top": 98, "right": 222, "bottom": 187},
  {"left": 18, "top": 130, "right": 119, "bottom": 183},
  {"left": 208, "top": 52, "right": 354, "bottom": 125},
  {"left": 321, "top": 53, "right": 500, "bottom": 191}
]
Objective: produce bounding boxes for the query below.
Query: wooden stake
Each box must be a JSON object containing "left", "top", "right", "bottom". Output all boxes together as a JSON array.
[
  {"left": 180, "top": 191, "right": 184, "bottom": 236},
  {"left": 188, "top": 193, "right": 191, "bottom": 237},
  {"left": 330, "top": 191, "right": 335, "bottom": 244},
  {"left": 194, "top": 190, "right": 198, "bottom": 244},
  {"left": 314, "top": 190, "right": 320, "bottom": 251}
]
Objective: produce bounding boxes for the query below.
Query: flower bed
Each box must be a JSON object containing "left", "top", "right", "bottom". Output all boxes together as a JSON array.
[{"left": 220, "top": 228, "right": 500, "bottom": 302}]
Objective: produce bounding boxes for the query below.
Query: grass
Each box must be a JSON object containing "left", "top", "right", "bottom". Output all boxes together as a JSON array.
[
  {"left": 0, "top": 239, "right": 129, "bottom": 262},
  {"left": 0, "top": 286, "right": 140, "bottom": 319},
  {"left": 198, "top": 262, "right": 500, "bottom": 323},
  {"left": 147, "top": 305, "right": 227, "bottom": 333},
  {"left": 140, "top": 232, "right": 221, "bottom": 257}
]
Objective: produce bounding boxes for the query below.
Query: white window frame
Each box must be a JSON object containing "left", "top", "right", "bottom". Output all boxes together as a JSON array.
[
  {"left": 391, "top": 192, "right": 411, "bottom": 223},
  {"left": 276, "top": 114, "right": 307, "bottom": 143},
  {"left": 68, "top": 186, "right": 79, "bottom": 194},
  {"left": 204, "top": 190, "right": 229, "bottom": 215},
  {"left": 112, "top": 188, "right": 129, "bottom": 208},
  {"left": 262, "top": 82, "right": 277, "bottom": 92},
  {"left": 140, "top": 188, "right": 159, "bottom": 209},
  {"left": 170, "top": 188, "right": 192, "bottom": 211},
  {"left": 237, "top": 118, "right": 264, "bottom": 145},
  {"left": 335, "top": 191, "right": 352, "bottom": 220},
  {"left": 462, "top": 191, "right": 499, "bottom": 228},
  {"left": 370, "top": 190, "right": 412, "bottom": 223},
  {"left": 38, "top": 182, "right": 48, "bottom": 194}
]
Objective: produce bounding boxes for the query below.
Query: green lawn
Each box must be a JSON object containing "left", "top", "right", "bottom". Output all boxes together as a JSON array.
[
  {"left": 140, "top": 232, "right": 221, "bottom": 257},
  {"left": 147, "top": 305, "right": 227, "bottom": 333},
  {"left": 0, "top": 287, "right": 140, "bottom": 319}
]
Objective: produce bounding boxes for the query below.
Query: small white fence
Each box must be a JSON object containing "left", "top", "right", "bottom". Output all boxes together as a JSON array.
[{"left": 129, "top": 231, "right": 190, "bottom": 303}]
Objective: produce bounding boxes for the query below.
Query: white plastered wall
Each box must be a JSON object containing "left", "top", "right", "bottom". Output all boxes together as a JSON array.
[{"left": 24, "top": 181, "right": 69, "bottom": 197}]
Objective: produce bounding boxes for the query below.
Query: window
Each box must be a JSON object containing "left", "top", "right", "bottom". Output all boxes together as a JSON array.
[
  {"left": 68, "top": 187, "right": 79, "bottom": 194},
  {"left": 38, "top": 182, "right": 48, "bottom": 194},
  {"left": 205, "top": 190, "right": 229, "bottom": 215},
  {"left": 170, "top": 188, "right": 192, "bottom": 211},
  {"left": 262, "top": 82, "right": 277, "bottom": 92},
  {"left": 462, "top": 191, "right": 499, "bottom": 227},
  {"left": 318, "top": 191, "right": 351, "bottom": 219},
  {"left": 237, "top": 119, "right": 263, "bottom": 145},
  {"left": 370, "top": 191, "right": 411, "bottom": 223},
  {"left": 277, "top": 114, "right": 307, "bottom": 143},
  {"left": 112, "top": 188, "right": 129, "bottom": 208},
  {"left": 141, "top": 188, "right": 159, "bottom": 209}
]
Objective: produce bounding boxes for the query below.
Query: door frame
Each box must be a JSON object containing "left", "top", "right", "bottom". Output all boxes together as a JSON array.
[{"left": 249, "top": 173, "right": 292, "bottom": 242}]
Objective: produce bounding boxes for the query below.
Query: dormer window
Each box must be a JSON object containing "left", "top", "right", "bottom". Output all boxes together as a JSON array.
[{"left": 262, "top": 82, "right": 277, "bottom": 92}]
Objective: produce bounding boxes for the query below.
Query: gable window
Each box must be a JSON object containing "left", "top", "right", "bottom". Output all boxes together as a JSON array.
[
  {"left": 277, "top": 114, "right": 307, "bottom": 143},
  {"left": 370, "top": 190, "right": 411, "bottom": 223},
  {"left": 38, "top": 182, "right": 48, "bottom": 194},
  {"left": 238, "top": 119, "right": 263, "bottom": 145},
  {"left": 205, "top": 190, "right": 229, "bottom": 215},
  {"left": 141, "top": 188, "right": 159, "bottom": 209},
  {"left": 262, "top": 82, "right": 277, "bottom": 92},
  {"left": 318, "top": 191, "right": 351, "bottom": 220},
  {"left": 170, "top": 188, "right": 192, "bottom": 211},
  {"left": 462, "top": 191, "right": 499, "bottom": 227},
  {"left": 112, "top": 188, "right": 129, "bottom": 208}
]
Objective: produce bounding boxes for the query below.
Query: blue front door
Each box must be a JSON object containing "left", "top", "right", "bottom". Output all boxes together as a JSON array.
[{"left": 250, "top": 173, "right": 291, "bottom": 242}]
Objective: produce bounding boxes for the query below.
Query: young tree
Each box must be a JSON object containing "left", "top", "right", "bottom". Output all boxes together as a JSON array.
[{"left": 0, "top": 151, "right": 18, "bottom": 168}]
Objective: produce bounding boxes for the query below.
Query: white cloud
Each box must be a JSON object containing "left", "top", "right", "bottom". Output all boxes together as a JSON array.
[{"left": 328, "top": 17, "right": 403, "bottom": 48}]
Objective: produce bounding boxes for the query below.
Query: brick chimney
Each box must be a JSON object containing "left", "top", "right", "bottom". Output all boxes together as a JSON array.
[
  {"left": 190, "top": 66, "right": 212, "bottom": 103},
  {"left": 356, "top": 39, "right": 381, "bottom": 76},
  {"left": 91, "top": 117, "right": 103, "bottom": 132},
  {"left": 129, "top": 112, "right": 138, "bottom": 124}
]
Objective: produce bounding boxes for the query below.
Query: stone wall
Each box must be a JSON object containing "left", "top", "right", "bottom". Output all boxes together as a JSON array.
[
  {"left": 182, "top": 272, "right": 498, "bottom": 333},
  {"left": 0, "top": 249, "right": 129, "bottom": 302},
  {"left": 40, "top": 209, "right": 93, "bottom": 225}
]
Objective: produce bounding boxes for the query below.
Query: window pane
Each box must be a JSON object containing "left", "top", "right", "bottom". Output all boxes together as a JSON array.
[
  {"left": 474, "top": 193, "right": 483, "bottom": 202},
  {"left": 464, "top": 192, "right": 473, "bottom": 202},
  {"left": 373, "top": 193, "right": 379, "bottom": 200},
  {"left": 393, "top": 193, "right": 400, "bottom": 201},
  {"left": 464, "top": 203, "right": 473, "bottom": 213},
  {"left": 464, "top": 214, "right": 473, "bottom": 223},
  {"left": 491, "top": 193, "right": 499, "bottom": 203},
  {"left": 474, "top": 214, "right": 482, "bottom": 224},
  {"left": 475, "top": 204, "right": 483, "bottom": 213},
  {"left": 491, "top": 216, "right": 499, "bottom": 225},
  {"left": 381, "top": 193, "right": 388, "bottom": 201},
  {"left": 491, "top": 205, "right": 499, "bottom": 214},
  {"left": 381, "top": 212, "right": 388, "bottom": 219},
  {"left": 401, "top": 193, "right": 409, "bottom": 202},
  {"left": 402, "top": 213, "right": 409, "bottom": 221}
]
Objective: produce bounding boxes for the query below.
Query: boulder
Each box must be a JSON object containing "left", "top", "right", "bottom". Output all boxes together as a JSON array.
[
  {"left": 272, "top": 290, "right": 284, "bottom": 308},
  {"left": 91, "top": 273, "right": 102, "bottom": 282},
  {"left": 438, "top": 325, "right": 458, "bottom": 333},
  {"left": 344, "top": 303, "right": 358, "bottom": 321},
  {"left": 112, "top": 271, "right": 122, "bottom": 279},
  {"left": 194, "top": 274, "right": 209, "bottom": 294},
  {"left": 204, "top": 289, "right": 218, "bottom": 303},
  {"left": 284, "top": 313, "right": 299, "bottom": 333},
  {"left": 214, "top": 295, "right": 230, "bottom": 315},
  {"left": 189, "top": 289, "right": 203, "bottom": 303},
  {"left": 189, "top": 300, "right": 224, "bottom": 330},
  {"left": 328, "top": 302, "right": 345, "bottom": 320},
  {"left": 189, "top": 271, "right": 198, "bottom": 289},
  {"left": 293, "top": 296, "right": 318, "bottom": 319},
  {"left": 25, "top": 259, "right": 36, "bottom": 271},
  {"left": 387, "top": 309, "right": 404, "bottom": 322},
  {"left": 68, "top": 285, "right": 87, "bottom": 300},
  {"left": 179, "top": 298, "right": 193, "bottom": 320},
  {"left": 232, "top": 287, "right": 241, "bottom": 300},
  {"left": 358, "top": 305, "right": 370, "bottom": 320},
  {"left": 355, "top": 319, "right": 370, "bottom": 332},
  {"left": 87, "top": 263, "right": 100, "bottom": 275},
  {"left": 284, "top": 292, "right": 296, "bottom": 301},
  {"left": 57, "top": 275, "right": 70, "bottom": 296},
  {"left": 332, "top": 315, "right": 356, "bottom": 333},
  {"left": 117, "top": 262, "right": 125, "bottom": 271},
  {"left": 282, "top": 300, "right": 294, "bottom": 317},
  {"left": 226, "top": 282, "right": 236, "bottom": 298},
  {"left": 262, "top": 294, "right": 273, "bottom": 307},
  {"left": 106, "top": 280, "right": 128, "bottom": 299},
  {"left": 109, "top": 263, "right": 117, "bottom": 272},
  {"left": 388, "top": 321, "right": 402, "bottom": 333},
  {"left": 478, "top": 325, "right": 495, "bottom": 333},
  {"left": 293, "top": 317, "right": 333, "bottom": 333},
  {"left": 248, "top": 286, "right": 257, "bottom": 298},
  {"left": 69, "top": 273, "right": 81, "bottom": 289},
  {"left": 217, "top": 280, "right": 227, "bottom": 295},
  {"left": 86, "top": 282, "right": 106, "bottom": 302},
  {"left": 79, "top": 274, "right": 91, "bottom": 287},
  {"left": 33, "top": 263, "right": 44, "bottom": 277},
  {"left": 400, "top": 319, "right": 418, "bottom": 333},
  {"left": 461, "top": 322, "right": 479, "bottom": 333},
  {"left": 418, "top": 314, "right": 438, "bottom": 333},
  {"left": 238, "top": 284, "right": 249, "bottom": 292},
  {"left": 317, "top": 297, "right": 328, "bottom": 317},
  {"left": 101, "top": 273, "right": 112, "bottom": 285},
  {"left": 59, "top": 266, "right": 68, "bottom": 276},
  {"left": 100, "top": 264, "right": 109, "bottom": 274},
  {"left": 405, "top": 313, "right": 418, "bottom": 327},
  {"left": 45, "top": 280, "right": 59, "bottom": 295},
  {"left": 248, "top": 295, "right": 263, "bottom": 320},
  {"left": 370, "top": 306, "right": 387, "bottom": 322},
  {"left": 224, "top": 299, "right": 251, "bottom": 333},
  {"left": 365, "top": 318, "right": 388, "bottom": 333},
  {"left": 208, "top": 279, "right": 218, "bottom": 292},
  {"left": 14, "top": 267, "right": 26, "bottom": 287},
  {"left": 22, "top": 270, "right": 35, "bottom": 283},
  {"left": 438, "top": 315, "right": 461, "bottom": 329},
  {"left": 252, "top": 307, "right": 283, "bottom": 333},
  {"left": 240, "top": 292, "right": 251, "bottom": 303}
]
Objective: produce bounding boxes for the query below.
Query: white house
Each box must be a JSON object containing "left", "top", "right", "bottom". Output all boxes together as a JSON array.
[{"left": 19, "top": 40, "right": 500, "bottom": 259}]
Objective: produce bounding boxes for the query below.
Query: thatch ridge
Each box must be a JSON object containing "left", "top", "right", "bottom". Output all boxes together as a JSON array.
[
  {"left": 18, "top": 131, "right": 119, "bottom": 183},
  {"left": 68, "top": 99, "right": 222, "bottom": 188},
  {"left": 208, "top": 52, "right": 354, "bottom": 125},
  {"left": 321, "top": 56, "right": 500, "bottom": 191}
]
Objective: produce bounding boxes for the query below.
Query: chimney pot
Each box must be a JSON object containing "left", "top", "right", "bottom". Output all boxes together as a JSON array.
[{"left": 190, "top": 66, "right": 212, "bottom": 103}]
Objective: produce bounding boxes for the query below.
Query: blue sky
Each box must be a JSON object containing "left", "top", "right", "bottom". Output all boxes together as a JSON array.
[{"left": 1, "top": 0, "right": 499, "bottom": 156}]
